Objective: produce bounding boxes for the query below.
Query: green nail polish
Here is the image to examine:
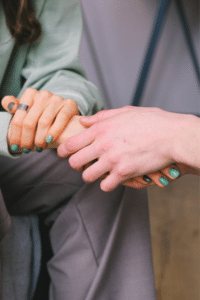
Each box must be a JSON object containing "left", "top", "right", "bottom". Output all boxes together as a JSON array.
[
  {"left": 11, "top": 145, "right": 19, "bottom": 152},
  {"left": 169, "top": 168, "right": 180, "bottom": 178},
  {"left": 46, "top": 135, "right": 53, "bottom": 143},
  {"left": 23, "top": 148, "right": 31, "bottom": 154},
  {"left": 159, "top": 177, "right": 169, "bottom": 187},
  {"left": 36, "top": 147, "right": 43, "bottom": 153},
  {"left": 8, "top": 102, "right": 15, "bottom": 111}
]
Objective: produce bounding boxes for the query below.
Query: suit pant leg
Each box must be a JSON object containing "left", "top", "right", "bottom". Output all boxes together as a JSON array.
[
  {"left": 48, "top": 181, "right": 156, "bottom": 300},
  {"left": 0, "top": 150, "right": 84, "bottom": 299},
  {"left": 0, "top": 150, "right": 84, "bottom": 217}
]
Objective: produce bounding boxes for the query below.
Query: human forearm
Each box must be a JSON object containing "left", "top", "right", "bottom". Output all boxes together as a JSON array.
[
  {"left": 57, "top": 106, "right": 200, "bottom": 192},
  {"left": 172, "top": 114, "right": 200, "bottom": 172}
]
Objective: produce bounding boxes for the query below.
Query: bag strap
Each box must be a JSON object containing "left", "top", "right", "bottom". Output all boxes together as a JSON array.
[
  {"left": 175, "top": 0, "right": 200, "bottom": 83},
  {"left": 132, "top": 0, "right": 200, "bottom": 107}
]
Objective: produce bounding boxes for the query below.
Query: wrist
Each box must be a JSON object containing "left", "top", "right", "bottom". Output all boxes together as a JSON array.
[{"left": 172, "top": 114, "right": 200, "bottom": 169}]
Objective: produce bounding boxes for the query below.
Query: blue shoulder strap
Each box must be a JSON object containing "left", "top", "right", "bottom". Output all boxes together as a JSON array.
[{"left": 132, "top": 0, "right": 200, "bottom": 107}]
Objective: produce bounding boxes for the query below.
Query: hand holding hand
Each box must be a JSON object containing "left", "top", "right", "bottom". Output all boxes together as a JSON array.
[{"left": 57, "top": 106, "right": 199, "bottom": 191}]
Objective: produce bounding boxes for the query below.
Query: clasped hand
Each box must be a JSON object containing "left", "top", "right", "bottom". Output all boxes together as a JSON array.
[{"left": 2, "top": 94, "right": 190, "bottom": 191}]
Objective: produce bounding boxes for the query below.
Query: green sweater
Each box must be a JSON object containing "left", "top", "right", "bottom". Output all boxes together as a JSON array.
[{"left": 0, "top": 0, "right": 103, "bottom": 157}]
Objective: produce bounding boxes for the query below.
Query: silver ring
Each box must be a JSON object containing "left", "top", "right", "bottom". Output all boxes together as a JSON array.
[{"left": 17, "top": 104, "right": 29, "bottom": 111}]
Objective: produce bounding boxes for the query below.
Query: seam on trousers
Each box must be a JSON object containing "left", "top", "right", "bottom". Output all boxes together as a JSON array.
[{"left": 74, "top": 201, "right": 99, "bottom": 268}]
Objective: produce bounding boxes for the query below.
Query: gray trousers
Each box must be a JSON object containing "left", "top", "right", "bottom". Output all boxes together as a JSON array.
[{"left": 0, "top": 150, "right": 156, "bottom": 300}]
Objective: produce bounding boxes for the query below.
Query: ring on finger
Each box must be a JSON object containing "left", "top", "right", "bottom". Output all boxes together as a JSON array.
[{"left": 17, "top": 103, "right": 29, "bottom": 111}]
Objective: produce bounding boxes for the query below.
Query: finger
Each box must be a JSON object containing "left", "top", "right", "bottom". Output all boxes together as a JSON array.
[
  {"left": 82, "top": 159, "right": 111, "bottom": 183},
  {"left": 9, "top": 88, "right": 38, "bottom": 151},
  {"left": 54, "top": 115, "right": 85, "bottom": 148},
  {"left": 100, "top": 173, "right": 121, "bottom": 192},
  {"left": 80, "top": 106, "right": 131, "bottom": 126},
  {"left": 122, "top": 179, "right": 151, "bottom": 189},
  {"left": 147, "top": 172, "right": 170, "bottom": 188},
  {"left": 20, "top": 92, "right": 54, "bottom": 150},
  {"left": 57, "top": 126, "right": 97, "bottom": 158},
  {"left": 1, "top": 96, "right": 19, "bottom": 113},
  {"left": 68, "top": 143, "right": 99, "bottom": 171},
  {"left": 160, "top": 165, "right": 180, "bottom": 180},
  {"left": 132, "top": 175, "right": 152, "bottom": 186},
  {"left": 47, "top": 99, "right": 79, "bottom": 141},
  {"left": 34, "top": 100, "right": 63, "bottom": 149}
]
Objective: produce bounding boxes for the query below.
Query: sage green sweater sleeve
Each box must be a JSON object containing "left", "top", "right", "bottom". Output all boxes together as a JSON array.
[
  {"left": 19, "top": 0, "right": 104, "bottom": 116},
  {"left": 0, "top": 112, "right": 14, "bottom": 157}
]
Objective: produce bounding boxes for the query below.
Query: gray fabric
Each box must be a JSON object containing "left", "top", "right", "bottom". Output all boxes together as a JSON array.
[
  {"left": 0, "top": 150, "right": 155, "bottom": 300},
  {"left": 79, "top": 0, "right": 200, "bottom": 114},
  {"left": 0, "top": 216, "right": 40, "bottom": 300},
  {"left": 48, "top": 181, "right": 155, "bottom": 300}
]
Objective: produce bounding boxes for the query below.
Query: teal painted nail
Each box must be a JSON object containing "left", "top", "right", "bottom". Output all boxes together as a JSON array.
[
  {"left": 159, "top": 177, "right": 169, "bottom": 187},
  {"left": 36, "top": 147, "right": 43, "bottom": 153},
  {"left": 8, "top": 102, "right": 15, "bottom": 111},
  {"left": 23, "top": 148, "right": 31, "bottom": 154},
  {"left": 11, "top": 144, "right": 19, "bottom": 152},
  {"left": 46, "top": 135, "right": 53, "bottom": 143},
  {"left": 169, "top": 168, "right": 180, "bottom": 178}
]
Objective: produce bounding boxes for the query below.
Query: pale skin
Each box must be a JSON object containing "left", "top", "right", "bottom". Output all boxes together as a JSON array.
[
  {"left": 56, "top": 106, "right": 200, "bottom": 192},
  {"left": 2, "top": 91, "right": 190, "bottom": 190}
]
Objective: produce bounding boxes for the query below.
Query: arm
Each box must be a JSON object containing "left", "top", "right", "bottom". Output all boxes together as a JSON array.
[
  {"left": 2, "top": 98, "right": 181, "bottom": 189},
  {"left": 18, "top": 0, "right": 103, "bottom": 116},
  {"left": 1, "top": 0, "right": 103, "bottom": 153}
]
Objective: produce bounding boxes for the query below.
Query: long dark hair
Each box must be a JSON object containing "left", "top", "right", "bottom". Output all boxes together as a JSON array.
[{"left": 2, "top": 0, "right": 41, "bottom": 46}]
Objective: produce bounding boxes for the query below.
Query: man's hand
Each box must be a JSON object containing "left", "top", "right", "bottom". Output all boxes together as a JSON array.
[{"left": 57, "top": 106, "right": 193, "bottom": 191}]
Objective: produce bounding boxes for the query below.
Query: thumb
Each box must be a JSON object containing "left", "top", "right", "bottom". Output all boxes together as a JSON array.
[
  {"left": 80, "top": 107, "right": 130, "bottom": 126},
  {"left": 1, "top": 96, "right": 20, "bottom": 114}
]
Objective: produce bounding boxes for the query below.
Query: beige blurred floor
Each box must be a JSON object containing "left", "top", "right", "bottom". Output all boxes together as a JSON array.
[{"left": 148, "top": 175, "right": 199, "bottom": 300}]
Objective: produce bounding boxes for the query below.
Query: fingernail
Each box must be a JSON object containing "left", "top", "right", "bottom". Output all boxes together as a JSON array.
[
  {"left": 169, "top": 168, "right": 180, "bottom": 178},
  {"left": 159, "top": 177, "right": 169, "bottom": 186},
  {"left": 36, "top": 147, "right": 43, "bottom": 153},
  {"left": 11, "top": 145, "right": 19, "bottom": 152},
  {"left": 143, "top": 175, "right": 152, "bottom": 183},
  {"left": 8, "top": 102, "right": 15, "bottom": 111},
  {"left": 22, "top": 148, "right": 31, "bottom": 154},
  {"left": 46, "top": 135, "right": 53, "bottom": 143}
]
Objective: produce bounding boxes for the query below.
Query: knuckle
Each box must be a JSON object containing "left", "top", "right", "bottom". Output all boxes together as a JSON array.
[
  {"left": 11, "top": 118, "right": 22, "bottom": 128},
  {"left": 24, "top": 87, "right": 35, "bottom": 95},
  {"left": 106, "top": 153, "right": 117, "bottom": 166},
  {"left": 116, "top": 164, "right": 128, "bottom": 177},
  {"left": 65, "top": 139, "right": 76, "bottom": 152},
  {"left": 51, "top": 95, "right": 63, "bottom": 104},
  {"left": 123, "top": 105, "right": 132, "bottom": 111},
  {"left": 65, "top": 99, "right": 79, "bottom": 112},
  {"left": 154, "top": 107, "right": 162, "bottom": 112},
  {"left": 40, "top": 90, "right": 52, "bottom": 99},
  {"left": 23, "top": 118, "right": 36, "bottom": 130},
  {"left": 66, "top": 98, "right": 76, "bottom": 106},
  {"left": 38, "top": 118, "right": 49, "bottom": 128}
]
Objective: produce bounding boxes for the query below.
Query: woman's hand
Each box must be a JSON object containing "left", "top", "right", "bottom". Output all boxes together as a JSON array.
[
  {"left": 2, "top": 97, "right": 196, "bottom": 191},
  {"left": 57, "top": 106, "right": 199, "bottom": 192},
  {"left": 2, "top": 88, "right": 79, "bottom": 153}
]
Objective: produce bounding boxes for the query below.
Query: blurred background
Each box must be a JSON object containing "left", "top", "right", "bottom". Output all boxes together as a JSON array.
[{"left": 79, "top": 0, "right": 199, "bottom": 298}]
